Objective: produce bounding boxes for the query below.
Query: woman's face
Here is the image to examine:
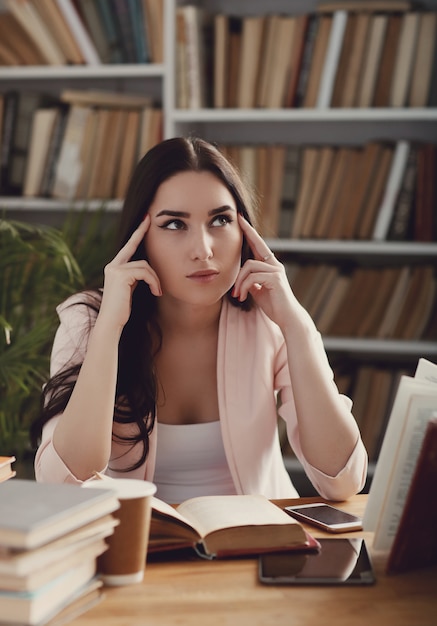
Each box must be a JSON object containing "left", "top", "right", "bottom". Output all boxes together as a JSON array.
[{"left": 145, "top": 171, "right": 243, "bottom": 307}]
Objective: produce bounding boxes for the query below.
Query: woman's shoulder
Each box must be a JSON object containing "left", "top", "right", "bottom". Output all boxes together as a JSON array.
[
  {"left": 56, "top": 289, "right": 102, "bottom": 323},
  {"left": 223, "top": 299, "right": 284, "bottom": 342}
]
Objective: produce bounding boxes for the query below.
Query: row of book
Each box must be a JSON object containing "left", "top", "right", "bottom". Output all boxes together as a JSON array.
[
  {"left": 0, "top": 89, "right": 163, "bottom": 200},
  {"left": 221, "top": 140, "right": 436, "bottom": 241},
  {"left": 0, "top": 0, "right": 163, "bottom": 66},
  {"left": 177, "top": 1, "right": 437, "bottom": 109},
  {"left": 286, "top": 262, "right": 437, "bottom": 342},
  {"left": 0, "top": 469, "right": 120, "bottom": 625}
]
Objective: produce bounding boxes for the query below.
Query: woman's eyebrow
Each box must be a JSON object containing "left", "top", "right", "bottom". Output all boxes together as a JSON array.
[
  {"left": 155, "top": 205, "right": 236, "bottom": 218},
  {"left": 209, "top": 205, "right": 236, "bottom": 216},
  {"left": 155, "top": 209, "right": 190, "bottom": 218}
]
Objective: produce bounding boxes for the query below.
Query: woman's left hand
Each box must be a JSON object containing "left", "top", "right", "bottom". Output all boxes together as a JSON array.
[{"left": 233, "top": 214, "right": 299, "bottom": 330}]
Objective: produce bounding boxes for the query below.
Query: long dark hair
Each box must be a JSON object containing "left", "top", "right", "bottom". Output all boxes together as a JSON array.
[{"left": 31, "top": 137, "right": 258, "bottom": 471}]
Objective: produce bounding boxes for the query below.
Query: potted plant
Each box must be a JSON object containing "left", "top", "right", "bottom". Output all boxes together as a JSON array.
[{"left": 0, "top": 209, "right": 116, "bottom": 473}]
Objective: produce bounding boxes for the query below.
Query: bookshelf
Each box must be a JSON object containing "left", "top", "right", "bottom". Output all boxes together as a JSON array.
[{"left": 1, "top": 0, "right": 437, "bottom": 487}]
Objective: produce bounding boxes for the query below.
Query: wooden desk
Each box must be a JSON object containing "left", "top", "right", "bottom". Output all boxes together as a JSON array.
[{"left": 70, "top": 495, "right": 437, "bottom": 626}]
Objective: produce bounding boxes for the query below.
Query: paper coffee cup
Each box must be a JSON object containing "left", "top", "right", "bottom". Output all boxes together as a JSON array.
[{"left": 84, "top": 478, "right": 156, "bottom": 586}]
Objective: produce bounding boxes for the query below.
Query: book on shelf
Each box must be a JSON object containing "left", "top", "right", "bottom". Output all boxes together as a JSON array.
[
  {"left": 372, "top": 140, "right": 410, "bottom": 240},
  {"left": 340, "top": 12, "right": 371, "bottom": 108},
  {"left": 0, "top": 456, "right": 15, "bottom": 483},
  {"left": 55, "top": 0, "right": 101, "bottom": 65},
  {"left": 76, "top": 0, "right": 112, "bottom": 64},
  {"left": 387, "top": 145, "right": 417, "bottom": 241},
  {"left": 393, "top": 265, "right": 436, "bottom": 340},
  {"left": 39, "top": 104, "right": 69, "bottom": 198},
  {"left": 325, "top": 147, "right": 361, "bottom": 238},
  {"left": 0, "top": 10, "right": 46, "bottom": 65},
  {"left": 23, "top": 107, "right": 62, "bottom": 197},
  {"left": 363, "top": 358, "right": 437, "bottom": 552},
  {"left": 389, "top": 12, "right": 421, "bottom": 107},
  {"left": 177, "top": 5, "right": 207, "bottom": 109},
  {"left": 213, "top": 13, "right": 228, "bottom": 108},
  {"left": 290, "top": 147, "right": 319, "bottom": 237},
  {"left": 148, "top": 494, "right": 319, "bottom": 559},
  {"left": 51, "top": 105, "right": 93, "bottom": 200},
  {"left": 303, "top": 14, "right": 333, "bottom": 108},
  {"left": 293, "top": 14, "right": 319, "bottom": 108},
  {"left": 408, "top": 12, "right": 437, "bottom": 107},
  {"left": 385, "top": 415, "right": 437, "bottom": 574},
  {"left": 267, "top": 16, "right": 298, "bottom": 109},
  {"left": 59, "top": 88, "right": 153, "bottom": 108},
  {"left": 284, "top": 14, "right": 310, "bottom": 108},
  {"left": 375, "top": 265, "right": 411, "bottom": 338},
  {"left": 355, "top": 266, "right": 402, "bottom": 337},
  {"left": 143, "top": 0, "right": 164, "bottom": 64},
  {"left": 236, "top": 16, "right": 265, "bottom": 109},
  {"left": 115, "top": 109, "right": 141, "bottom": 198},
  {"left": 356, "top": 14, "right": 388, "bottom": 108},
  {"left": 414, "top": 142, "right": 436, "bottom": 242},
  {"left": 356, "top": 143, "right": 394, "bottom": 239},
  {"left": 373, "top": 14, "right": 403, "bottom": 107},
  {"left": 0, "top": 479, "right": 119, "bottom": 550},
  {"left": 110, "top": 0, "right": 140, "bottom": 64},
  {"left": 314, "top": 270, "right": 352, "bottom": 334},
  {"left": 5, "top": 0, "right": 67, "bottom": 65},
  {"left": 316, "top": 10, "right": 348, "bottom": 108},
  {"left": 92, "top": 0, "right": 121, "bottom": 63},
  {"left": 300, "top": 146, "right": 336, "bottom": 237},
  {"left": 427, "top": 14, "right": 437, "bottom": 106},
  {"left": 33, "top": 0, "right": 85, "bottom": 65},
  {"left": 313, "top": 147, "right": 350, "bottom": 238},
  {"left": 7, "top": 91, "right": 58, "bottom": 195},
  {"left": 279, "top": 145, "right": 302, "bottom": 237}
]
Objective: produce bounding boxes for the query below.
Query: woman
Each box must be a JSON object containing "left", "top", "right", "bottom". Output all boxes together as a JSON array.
[{"left": 32, "top": 137, "right": 367, "bottom": 502}]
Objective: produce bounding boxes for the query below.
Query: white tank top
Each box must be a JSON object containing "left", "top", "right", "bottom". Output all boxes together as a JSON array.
[{"left": 153, "top": 421, "right": 237, "bottom": 503}]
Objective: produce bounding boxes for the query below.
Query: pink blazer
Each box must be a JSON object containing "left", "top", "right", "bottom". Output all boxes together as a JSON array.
[{"left": 35, "top": 296, "right": 368, "bottom": 500}]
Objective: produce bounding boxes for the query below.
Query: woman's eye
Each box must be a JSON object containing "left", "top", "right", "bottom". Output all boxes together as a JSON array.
[
  {"left": 161, "top": 219, "right": 185, "bottom": 230},
  {"left": 211, "top": 214, "right": 233, "bottom": 227}
]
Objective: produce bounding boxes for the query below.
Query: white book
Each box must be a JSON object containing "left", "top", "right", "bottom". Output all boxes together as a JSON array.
[
  {"left": 316, "top": 10, "right": 348, "bottom": 108},
  {"left": 55, "top": 0, "right": 101, "bottom": 65},
  {"left": 363, "top": 359, "right": 437, "bottom": 551},
  {"left": 372, "top": 140, "right": 410, "bottom": 240}
]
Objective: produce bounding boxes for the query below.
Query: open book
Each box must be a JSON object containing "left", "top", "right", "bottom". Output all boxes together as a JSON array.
[
  {"left": 149, "top": 494, "right": 318, "bottom": 559},
  {"left": 363, "top": 358, "right": 437, "bottom": 551}
]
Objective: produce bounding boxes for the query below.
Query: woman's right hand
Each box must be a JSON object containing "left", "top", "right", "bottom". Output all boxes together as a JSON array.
[{"left": 97, "top": 215, "right": 162, "bottom": 332}]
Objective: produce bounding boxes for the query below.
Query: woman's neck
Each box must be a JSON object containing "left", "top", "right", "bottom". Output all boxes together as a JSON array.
[{"left": 156, "top": 297, "right": 223, "bottom": 335}]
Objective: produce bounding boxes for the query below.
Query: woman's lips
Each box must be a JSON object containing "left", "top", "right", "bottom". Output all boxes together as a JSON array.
[{"left": 187, "top": 270, "right": 219, "bottom": 283}]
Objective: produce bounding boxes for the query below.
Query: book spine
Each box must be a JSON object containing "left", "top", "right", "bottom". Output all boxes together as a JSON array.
[{"left": 316, "top": 10, "right": 348, "bottom": 108}]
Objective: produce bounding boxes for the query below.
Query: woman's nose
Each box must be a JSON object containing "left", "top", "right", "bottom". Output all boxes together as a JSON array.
[{"left": 190, "top": 229, "right": 213, "bottom": 260}]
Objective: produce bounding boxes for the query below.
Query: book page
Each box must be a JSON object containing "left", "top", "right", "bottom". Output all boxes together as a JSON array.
[
  {"left": 176, "top": 495, "right": 299, "bottom": 539},
  {"left": 372, "top": 394, "right": 437, "bottom": 551},
  {"left": 363, "top": 375, "right": 437, "bottom": 531},
  {"left": 415, "top": 358, "right": 437, "bottom": 384}
]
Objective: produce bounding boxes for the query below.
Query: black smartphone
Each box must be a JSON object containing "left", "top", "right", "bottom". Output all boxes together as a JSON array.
[
  {"left": 259, "top": 538, "right": 375, "bottom": 585},
  {"left": 284, "top": 503, "right": 363, "bottom": 533}
]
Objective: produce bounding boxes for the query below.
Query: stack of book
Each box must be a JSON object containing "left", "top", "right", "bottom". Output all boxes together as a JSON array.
[
  {"left": 0, "top": 0, "right": 163, "bottom": 66},
  {"left": 0, "top": 480, "right": 120, "bottom": 626},
  {"left": 0, "top": 88, "right": 163, "bottom": 199},
  {"left": 221, "top": 139, "right": 437, "bottom": 242},
  {"left": 177, "top": 1, "right": 437, "bottom": 110}
]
